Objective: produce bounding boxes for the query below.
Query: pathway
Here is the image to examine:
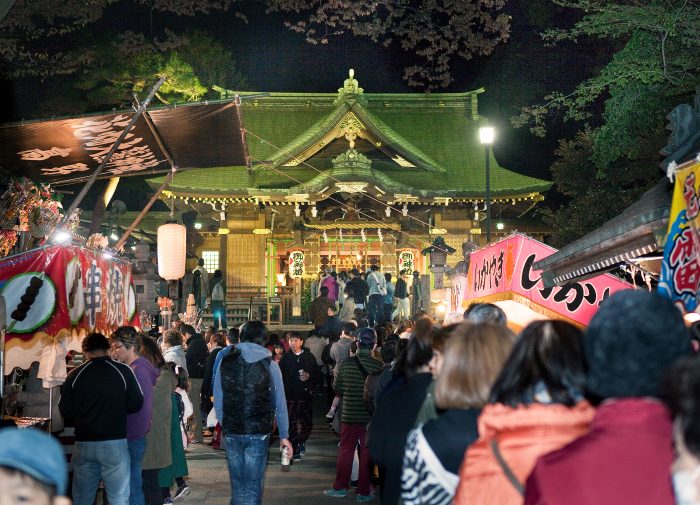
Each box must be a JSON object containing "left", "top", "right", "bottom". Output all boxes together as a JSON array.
[{"left": 179, "top": 396, "right": 367, "bottom": 505}]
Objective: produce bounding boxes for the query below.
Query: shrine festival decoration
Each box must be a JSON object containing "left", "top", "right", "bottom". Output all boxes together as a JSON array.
[
  {"left": 0, "top": 244, "right": 138, "bottom": 371},
  {"left": 289, "top": 251, "right": 305, "bottom": 278},
  {"left": 458, "top": 234, "right": 631, "bottom": 328},
  {"left": 658, "top": 160, "right": 700, "bottom": 312},
  {"left": 157, "top": 223, "right": 186, "bottom": 280}
]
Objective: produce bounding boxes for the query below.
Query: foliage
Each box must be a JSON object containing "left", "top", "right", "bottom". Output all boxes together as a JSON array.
[
  {"left": 512, "top": 0, "right": 700, "bottom": 169},
  {"left": 268, "top": 0, "right": 511, "bottom": 90},
  {"left": 1, "top": 0, "right": 509, "bottom": 91},
  {"left": 542, "top": 128, "right": 660, "bottom": 247},
  {"left": 36, "top": 30, "right": 247, "bottom": 114}
]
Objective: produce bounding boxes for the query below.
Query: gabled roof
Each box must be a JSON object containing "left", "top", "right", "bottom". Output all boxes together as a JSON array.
[{"left": 150, "top": 72, "right": 551, "bottom": 199}]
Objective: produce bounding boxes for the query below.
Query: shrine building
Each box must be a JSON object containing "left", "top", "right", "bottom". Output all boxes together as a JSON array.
[{"left": 147, "top": 70, "right": 551, "bottom": 320}]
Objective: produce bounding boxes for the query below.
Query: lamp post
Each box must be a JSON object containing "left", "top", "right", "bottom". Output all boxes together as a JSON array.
[{"left": 479, "top": 126, "right": 495, "bottom": 243}]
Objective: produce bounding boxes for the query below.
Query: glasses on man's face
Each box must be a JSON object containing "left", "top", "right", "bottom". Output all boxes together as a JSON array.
[{"left": 111, "top": 344, "right": 124, "bottom": 352}]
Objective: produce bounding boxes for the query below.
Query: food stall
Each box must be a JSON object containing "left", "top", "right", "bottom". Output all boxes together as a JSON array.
[{"left": 452, "top": 234, "right": 632, "bottom": 330}]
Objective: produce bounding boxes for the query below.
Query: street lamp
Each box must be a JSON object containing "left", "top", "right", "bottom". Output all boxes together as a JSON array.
[{"left": 479, "top": 126, "right": 495, "bottom": 243}]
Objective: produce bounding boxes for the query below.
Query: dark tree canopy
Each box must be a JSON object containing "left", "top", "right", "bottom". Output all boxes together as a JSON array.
[{"left": 1, "top": 0, "right": 510, "bottom": 90}]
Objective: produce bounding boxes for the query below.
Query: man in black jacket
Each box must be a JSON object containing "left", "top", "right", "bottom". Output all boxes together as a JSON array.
[
  {"left": 59, "top": 333, "right": 143, "bottom": 505},
  {"left": 346, "top": 268, "right": 369, "bottom": 309},
  {"left": 279, "top": 331, "right": 321, "bottom": 461},
  {"left": 184, "top": 324, "right": 208, "bottom": 443}
]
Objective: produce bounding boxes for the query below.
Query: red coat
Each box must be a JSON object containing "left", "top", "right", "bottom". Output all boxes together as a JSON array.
[{"left": 524, "top": 398, "right": 675, "bottom": 505}]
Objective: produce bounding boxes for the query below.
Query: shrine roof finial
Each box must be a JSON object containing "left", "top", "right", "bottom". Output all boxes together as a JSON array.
[{"left": 337, "top": 68, "right": 364, "bottom": 102}]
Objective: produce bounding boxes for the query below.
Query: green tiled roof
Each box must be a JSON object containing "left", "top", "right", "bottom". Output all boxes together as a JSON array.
[{"left": 150, "top": 89, "right": 551, "bottom": 197}]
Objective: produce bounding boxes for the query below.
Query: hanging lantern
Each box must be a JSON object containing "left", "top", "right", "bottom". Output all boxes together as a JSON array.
[
  {"left": 289, "top": 250, "right": 305, "bottom": 278},
  {"left": 157, "top": 223, "right": 186, "bottom": 280}
]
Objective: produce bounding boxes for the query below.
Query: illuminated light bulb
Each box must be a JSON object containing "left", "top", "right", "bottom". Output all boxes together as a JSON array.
[
  {"left": 53, "top": 230, "right": 71, "bottom": 243},
  {"left": 294, "top": 204, "right": 301, "bottom": 217},
  {"left": 194, "top": 221, "right": 202, "bottom": 230},
  {"left": 402, "top": 204, "right": 408, "bottom": 217},
  {"left": 385, "top": 207, "right": 391, "bottom": 217},
  {"left": 311, "top": 206, "right": 318, "bottom": 218}
]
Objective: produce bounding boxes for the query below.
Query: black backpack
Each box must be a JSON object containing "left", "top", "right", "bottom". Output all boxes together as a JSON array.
[{"left": 220, "top": 348, "right": 275, "bottom": 435}]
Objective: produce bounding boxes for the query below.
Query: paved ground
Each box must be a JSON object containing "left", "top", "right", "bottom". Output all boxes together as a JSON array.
[{"left": 179, "top": 396, "right": 370, "bottom": 505}]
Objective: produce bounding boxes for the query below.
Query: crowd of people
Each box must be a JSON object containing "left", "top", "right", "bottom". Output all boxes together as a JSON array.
[{"left": 5, "top": 285, "right": 700, "bottom": 505}]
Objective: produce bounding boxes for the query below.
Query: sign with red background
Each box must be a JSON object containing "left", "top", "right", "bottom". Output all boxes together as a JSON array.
[
  {"left": 1, "top": 244, "right": 138, "bottom": 342},
  {"left": 463, "top": 234, "right": 631, "bottom": 326}
]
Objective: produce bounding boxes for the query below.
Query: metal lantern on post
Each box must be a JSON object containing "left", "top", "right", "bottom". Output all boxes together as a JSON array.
[
  {"left": 421, "top": 236, "right": 455, "bottom": 289},
  {"left": 157, "top": 222, "right": 187, "bottom": 280}
]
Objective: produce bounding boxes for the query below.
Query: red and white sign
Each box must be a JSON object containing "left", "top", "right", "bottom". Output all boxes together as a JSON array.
[
  {"left": 1, "top": 245, "right": 138, "bottom": 371},
  {"left": 458, "top": 234, "right": 631, "bottom": 327}
]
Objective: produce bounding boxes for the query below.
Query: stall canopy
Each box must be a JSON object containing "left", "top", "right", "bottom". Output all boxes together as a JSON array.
[
  {"left": 0, "top": 101, "right": 248, "bottom": 185},
  {"left": 0, "top": 244, "right": 138, "bottom": 372},
  {"left": 533, "top": 179, "right": 671, "bottom": 288},
  {"left": 457, "top": 234, "right": 631, "bottom": 329}
]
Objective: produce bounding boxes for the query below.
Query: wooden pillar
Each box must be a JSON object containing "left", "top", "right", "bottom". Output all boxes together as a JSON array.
[{"left": 219, "top": 233, "right": 228, "bottom": 281}]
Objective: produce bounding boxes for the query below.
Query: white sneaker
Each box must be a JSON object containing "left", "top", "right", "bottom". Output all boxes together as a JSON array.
[{"left": 325, "top": 409, "right": 336, "bottom": 419}]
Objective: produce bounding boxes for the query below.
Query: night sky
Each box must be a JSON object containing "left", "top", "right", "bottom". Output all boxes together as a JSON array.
[{"left": 1, "top": 1, "right": 600, "bottom": 190}]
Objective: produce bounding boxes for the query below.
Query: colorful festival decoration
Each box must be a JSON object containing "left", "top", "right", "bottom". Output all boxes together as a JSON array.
[
  {"left": 289, "top": 251, "right": 305, "bottom": 278},
  {"left": 1, "top": 244, "right": 138, "bottom": 370},
  {"left": 0, "top": 177, "right": 64, "bottom": 257},
  {"left": 458, "top": 234, "right": 631, "bottom": 327},
  {"left": 659, "top": 160, "right": 700, "bottom": 312}
]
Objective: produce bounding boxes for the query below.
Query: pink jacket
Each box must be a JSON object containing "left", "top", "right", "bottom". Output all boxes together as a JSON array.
[{"left": 321, "top": 276, "right": 339, "bottom": 302}]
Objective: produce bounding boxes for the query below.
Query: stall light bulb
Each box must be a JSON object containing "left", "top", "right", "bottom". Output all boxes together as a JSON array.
[{"left": 53, "top": 231, "right": 71, "bottom": 243}]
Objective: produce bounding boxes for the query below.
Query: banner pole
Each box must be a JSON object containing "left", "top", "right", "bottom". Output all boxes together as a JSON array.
[
  {"left": 56, "top": 76, "right": 166, "bottom": 232},
  {"left": 114, "top": 168, "right": 175, "bottom": 251}
]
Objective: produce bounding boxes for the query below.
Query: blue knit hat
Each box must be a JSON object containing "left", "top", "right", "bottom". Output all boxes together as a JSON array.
[{"left": 0, "top": 428, "right": 68, "bottom": 495}]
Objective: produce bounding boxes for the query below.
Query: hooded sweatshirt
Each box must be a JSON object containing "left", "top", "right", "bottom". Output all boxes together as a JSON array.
[
  {"left": 127, "top": 356, "right": 159, "bottom": 441},
  {"left": 213, "top": 342, "right": 289, "bottom": 439}
]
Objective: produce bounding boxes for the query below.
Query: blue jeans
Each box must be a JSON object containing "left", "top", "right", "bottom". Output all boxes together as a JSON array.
[
  {"left": 224, "top": 434, "right": 269, "bottom": 505},
  {"left": 367, "top": 294, "right": 383, "bottom": 326},
  {"left": 128, "top": 437, "right": 147, "bottom": 505},
  {"left": 72, "top": 439, "right": 130, "bottom": 505}
]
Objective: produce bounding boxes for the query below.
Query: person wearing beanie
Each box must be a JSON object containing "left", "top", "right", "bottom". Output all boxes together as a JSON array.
[
  {"left": 524, "top": 290, "right": 692, "bottom": 505},
  {"left": 324, "top": 327, "right": 383, "bottom": 501},
  {"left": 0, "top": 428, "right": 70, "bottom": 505}
]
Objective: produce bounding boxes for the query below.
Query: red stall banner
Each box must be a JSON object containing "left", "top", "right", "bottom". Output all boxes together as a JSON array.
[{"left": 1, "top": 244, "right": 138, "bottom": 370}]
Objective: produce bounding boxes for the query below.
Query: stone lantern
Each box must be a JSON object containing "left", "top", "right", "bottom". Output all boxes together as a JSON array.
[
  {"left": 131, "top": 241, "right": 160, "bottom": 323},
  {"left": 421, "top": 236, "right": 456, "bottom": 289}
]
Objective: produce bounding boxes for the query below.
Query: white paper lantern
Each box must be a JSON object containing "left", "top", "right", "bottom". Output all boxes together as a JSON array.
[{"left": 157, "top": 223, "right": 186, "bottom": 280}]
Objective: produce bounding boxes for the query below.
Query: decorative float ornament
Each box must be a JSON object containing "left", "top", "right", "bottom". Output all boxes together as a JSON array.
[
  {"left": 157, "top": 296, "right": 175, "bottom": 330},
  {"left": 157, "top": 222, "right": 186, "bottom": 280},
  {"left": 289, "top": 250, "right": 305, "bottom": 278},
  {"left": 86, "top": 233, "right": 109, "bottom": 249},
  {"left": 399, "top": 250, "right": 415, "bottom": 273},
  {"left": 0, "top": 229, "right": 17, "bottom": 257}
]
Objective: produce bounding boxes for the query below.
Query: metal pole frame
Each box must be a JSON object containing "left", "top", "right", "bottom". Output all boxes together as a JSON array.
[
  {"left": 114, "top": 106, "right": 180, "bottom": 251},
  {"left": 57, "top": 76, "right": 167, "bottom": 232},
  {"left": 485, "top": 145, "right": 491, "bottom": 243}
]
